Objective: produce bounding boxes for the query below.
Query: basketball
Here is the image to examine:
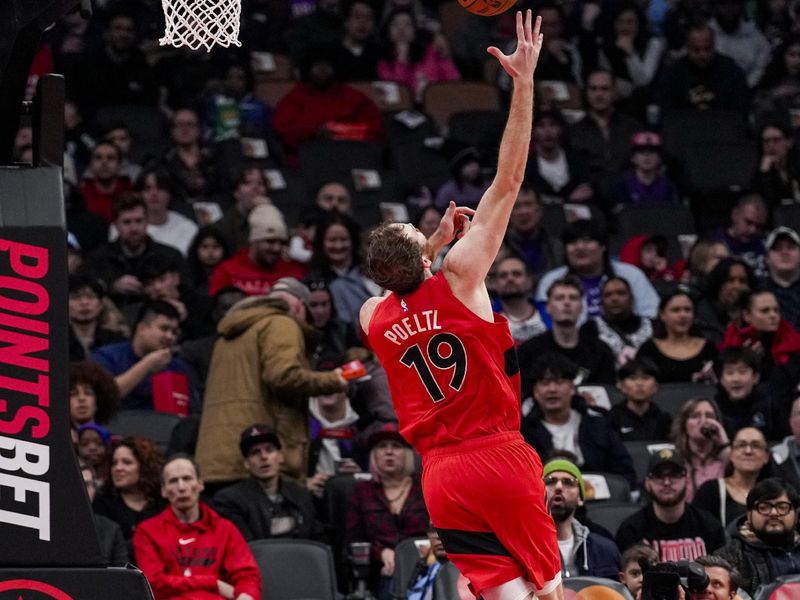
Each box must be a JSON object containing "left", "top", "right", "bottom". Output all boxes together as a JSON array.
[{"left": 458, "top": 0, "right": 518, "bottom": 16}]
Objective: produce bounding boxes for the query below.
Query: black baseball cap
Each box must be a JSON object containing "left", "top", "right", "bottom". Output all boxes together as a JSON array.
[
  {"left": 647, "top": 447, "right": 686, "bottom": 475},
  {"left": 239, "top": 424, "right": 281, "bottom": 456}
]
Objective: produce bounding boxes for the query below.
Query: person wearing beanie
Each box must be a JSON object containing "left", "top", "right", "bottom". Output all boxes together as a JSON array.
[
  {"left": 196, "top": 276, "right": 350, "bottom": 485},
  {"left": 209, "top": 204, "right": 307, "bottom": 296},
  {"left": 542, "top": 458, "right": 621, "bottom": 579}
]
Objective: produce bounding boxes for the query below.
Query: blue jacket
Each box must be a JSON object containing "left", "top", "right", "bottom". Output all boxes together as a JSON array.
[
  {"left": 92, "top": 341, "right": 197, "bottom": 411},
  {"left": 521, "top": 395, "right": 636, "bottom": 487}
]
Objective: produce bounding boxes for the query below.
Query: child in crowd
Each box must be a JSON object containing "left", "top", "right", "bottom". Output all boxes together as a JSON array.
[
  {"left": 714, "top": 347, "right": 775, "bottom": 439},
  {"left": 608, "top": 358, "right": 672, "bottom": 441},
  {"left": 76, "top": 423, "right": 112, "bottom": 489},
  {"left": 618, "top": 544, "right": 659, "bottom": 598}
]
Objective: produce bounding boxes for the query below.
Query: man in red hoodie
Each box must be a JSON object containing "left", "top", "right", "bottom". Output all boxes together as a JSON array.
[{"left": 134, "top": 455, "right": 262, "bottom": 600}]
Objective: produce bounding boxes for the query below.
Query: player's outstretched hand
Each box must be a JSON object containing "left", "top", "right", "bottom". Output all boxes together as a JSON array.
[{"left": 487, "top": 10, "right": 542, "bottom": 81}]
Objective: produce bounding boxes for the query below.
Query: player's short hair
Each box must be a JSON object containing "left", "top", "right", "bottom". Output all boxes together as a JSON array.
[{"left": 365, "top": 222, "right": 425, "bottom": 296}]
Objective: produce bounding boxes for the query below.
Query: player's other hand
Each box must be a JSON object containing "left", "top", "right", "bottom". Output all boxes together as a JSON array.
[
  {"left": 437, "top": 201, "right": 475, "bottom": 244},
  {"left": 487, "top": 11, "right": 543, "bottom": 81}
]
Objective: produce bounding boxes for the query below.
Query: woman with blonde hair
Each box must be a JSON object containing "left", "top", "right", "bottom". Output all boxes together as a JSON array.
[
  {"left": 671, "top": 397, "right": 731, "bottom": 502},
  {"left": 345, "top": 425, "right": 428, "bottom": 600}
]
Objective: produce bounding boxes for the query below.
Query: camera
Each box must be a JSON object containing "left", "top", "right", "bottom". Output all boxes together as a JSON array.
[{"left": 641, "top": 560, "right": 709, "bottom": 600}]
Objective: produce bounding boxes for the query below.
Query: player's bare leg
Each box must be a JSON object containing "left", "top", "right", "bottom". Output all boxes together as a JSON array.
[{"left": 481, "top": 575, "right": 564, "bottom": 600}]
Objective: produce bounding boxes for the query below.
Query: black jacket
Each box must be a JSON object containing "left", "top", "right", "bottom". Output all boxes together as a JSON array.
[
  {"left": 518, "top": 322, "right": 617, "bottom": 392},
  {"left": 521, "top": 395, "right": 636, "bottom": 486},
  {"left": 715, "top": 524, "right": 800, "bottom": 595},
  {"left": 213, "top": 476, "right": 325, "bottom": 542},
  {"left": 87, "top": 238, "right": 187, "bottom": 306}
]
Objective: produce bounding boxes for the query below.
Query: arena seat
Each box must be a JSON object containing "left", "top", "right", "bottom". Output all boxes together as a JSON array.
[
  {"left": 583, "top": 472, "right": 632, "bottom": 503},
  {"left": 623, "top": 441, "right": 676, "bottom": 485},
  {"left": 252, "top": 53, "right": 294, "bottom": 81},
  {"left": 752, "top": 574, "right": 800, "bottom": 600},
  {"left": 391, "top": 537, "right": 428, "bottom": 599},
  {"left": 297, "top": 139, "right": 385, "bottom": 194},
  {"left": 249, "top": 539, "right": 339, "bottom": 600},
  {"left": 584, "top": 503, "right": 641, "bottom": 541},
  {"left": 393, "top": 141, "right": 451, "bottom": 192},
  {"left": 106, "top": 410, "right": 182, "bottom": 452},
  {"left": 349, "top": 81, "right": 414, "bottom": 112},
  {"left": 655, "top": 383, "right": 716, "bottom": 417},
  {"left": 616, "top": 204, "right": 696, "bottom": 240},
  {"left": 423, "top": 81, "right": 501, "bottom": 134},
  {"left": 94, "top": 105, "right": 168, "bottom": 164},
  {"left": 661, "top": 109, "right": 749, "bottom": 158},
  {"left": 254, "top": 79, "right": 294, "bottom": 108},
  {"left": 447, "top": 109, "right": 505, "bottom": 158},
  {"left": 682, "top": 141, "right": 757, "bottom": 196},
  {"left": 773, "top": 204, "right": 800, "bottom": 232}
]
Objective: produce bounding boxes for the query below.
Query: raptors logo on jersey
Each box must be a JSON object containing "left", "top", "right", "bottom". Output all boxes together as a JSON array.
[{"left": 367, "top": 271, "right": 521, "bottom": 456}]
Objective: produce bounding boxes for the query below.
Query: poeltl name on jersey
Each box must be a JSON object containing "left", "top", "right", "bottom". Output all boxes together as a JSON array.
[{"left": 383, "top": 309, "right": 442, "bottom": 346}]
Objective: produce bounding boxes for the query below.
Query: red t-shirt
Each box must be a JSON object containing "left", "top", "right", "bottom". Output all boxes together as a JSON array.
[
  {"left": 209, "top": 247, "right": 307, "bottom": 296},
  {"left": 367, "top": 272, "right": 521, "bottom": 456}
]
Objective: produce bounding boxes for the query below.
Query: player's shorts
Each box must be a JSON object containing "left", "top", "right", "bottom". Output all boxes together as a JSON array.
[{"left": 422, "top": 431, "right": 561, "bottom": 597}]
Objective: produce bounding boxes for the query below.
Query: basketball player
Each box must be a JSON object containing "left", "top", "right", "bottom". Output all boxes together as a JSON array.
[{"left": 359, "top": 11, "right": 563, "bottom": 600}]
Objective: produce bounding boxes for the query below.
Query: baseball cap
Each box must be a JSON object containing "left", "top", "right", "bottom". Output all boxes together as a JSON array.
[
  {"left": 647, "top": 447, "right": 686, "bottom": 475},
  {"left": 239, "top": 424, "right": 282, "bottom": 456},
  {"left": 543, "top": 458, "right": 585, "bottom": 500},
  {"left": 766, "top": 226, "right": 800, "bottom": 250},
  {"left": 367, "top": 422, "right": 408, "bottom": 449},
  {"left": 630, "top": 131, "right": 662, "bottom": 150},
  {"left": 270, "top": 277, "right": 311, "bottom": 307}
]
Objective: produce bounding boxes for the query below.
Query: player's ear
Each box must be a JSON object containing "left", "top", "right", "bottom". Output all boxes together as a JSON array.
[{"left": 422, "top": 256, "right": 432, "bottom": 270}]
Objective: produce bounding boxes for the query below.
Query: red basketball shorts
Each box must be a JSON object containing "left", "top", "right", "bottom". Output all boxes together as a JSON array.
[{"left": 422, "top": 431, "right": 561, "bottom": 597}]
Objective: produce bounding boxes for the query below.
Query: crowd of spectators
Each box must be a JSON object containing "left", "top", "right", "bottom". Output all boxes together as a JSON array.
[{"left": 25, "top": 0, "right": 800, "bottom": 597}]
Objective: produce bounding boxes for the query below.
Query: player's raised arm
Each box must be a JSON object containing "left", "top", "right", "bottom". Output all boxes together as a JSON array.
[{"left": 442, "top": 10, "right": 542, "bottom": 288}]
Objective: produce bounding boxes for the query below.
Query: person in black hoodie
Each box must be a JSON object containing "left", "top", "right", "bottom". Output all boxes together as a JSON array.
[
  {"left": 521, "top": 353, "right": 636, "bottom": 487},
  {"left": 714, "top": 347, "right": 776, "bottom": 439}
]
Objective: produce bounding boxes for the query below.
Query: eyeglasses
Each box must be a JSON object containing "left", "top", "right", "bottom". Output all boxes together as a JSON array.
[
  {"left": 754, "top": 501, "right": 794, "bottom": 516},
  {"left": 732, "top": 440, "right": 768, "bottom": 452},
  {"left": 544, "top": 476, "right": 579, "bottom": 488}
]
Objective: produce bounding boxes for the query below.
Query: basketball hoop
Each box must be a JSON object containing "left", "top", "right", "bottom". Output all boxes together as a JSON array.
[{"left": 159, "top": 0, "right": 242, "bottom": 52}]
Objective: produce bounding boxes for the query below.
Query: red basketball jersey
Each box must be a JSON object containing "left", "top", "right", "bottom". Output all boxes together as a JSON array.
[{"left": 367, "top": 272, "right": 521, "bottom": 455}]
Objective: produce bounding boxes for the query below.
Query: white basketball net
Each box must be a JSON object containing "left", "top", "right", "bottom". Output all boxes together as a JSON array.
[{"left": 159, "top": 0, "right": 242, "bottom": 52}]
